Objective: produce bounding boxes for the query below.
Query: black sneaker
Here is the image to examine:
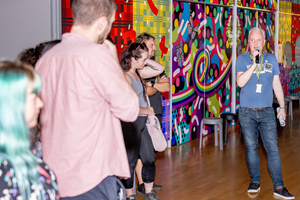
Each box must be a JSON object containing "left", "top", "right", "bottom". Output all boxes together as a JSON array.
[
  {"left": 153, "top": 183, "right": 163, "bottom": 190},
  {"left": 274, "top": 187, "right": 295, "bottom": 199},
  {"left": 247, "top": 182, "right": 260, "bottom": 193},
  {"left": 126, "top": 194, "right": 137, "bottom": 200},
  {"left": 137, "top": 182, "right": 163, "bottom": 195},
  {"left": 144, "top": 190, "right": 160, "bottom": 200},
  {"left": 137, "top": 183, "right": 145, "bottom": 196}
]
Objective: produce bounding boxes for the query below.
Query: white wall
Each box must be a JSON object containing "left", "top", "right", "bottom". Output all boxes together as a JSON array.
[{"left": 0, "top": 0, "right": 51, "bottom": 60}]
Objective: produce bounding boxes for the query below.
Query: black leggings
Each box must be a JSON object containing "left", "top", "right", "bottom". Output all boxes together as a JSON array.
[{"left": 121, "top": 116, "right": 156, "bottom": 189}]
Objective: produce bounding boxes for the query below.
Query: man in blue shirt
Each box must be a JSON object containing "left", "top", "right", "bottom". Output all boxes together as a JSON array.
[{"left": 236, "top": 27, "right": 294, "bottom": 199}]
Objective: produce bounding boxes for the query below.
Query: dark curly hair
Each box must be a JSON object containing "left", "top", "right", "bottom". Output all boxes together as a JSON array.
[
  {"left": 17, "top": 47, "right": 38, "bottom": 67},
  {"left": 18, "top": 40, "right": 61, "bottom": 68},
  {"left": 120, "top": 42, "right": 149, "bottom": 101}
]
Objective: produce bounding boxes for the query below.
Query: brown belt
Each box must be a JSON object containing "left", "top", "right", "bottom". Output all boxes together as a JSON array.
[{"left": 245, "top": 107, "right": 271, "bottom": 110}]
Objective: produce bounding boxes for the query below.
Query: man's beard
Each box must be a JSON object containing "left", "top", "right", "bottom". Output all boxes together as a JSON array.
[
  {"left": 150, "top": 55, "right": 155, "bottom": 60},
  {"left": 98, "top": 23, "right": 111, "bottom": 44},
  {"left": 151, "top": 51, "right": 155, "bottom": 58},
  {"left": 98, "top": 33, "right": 108, "bottom": 44}
]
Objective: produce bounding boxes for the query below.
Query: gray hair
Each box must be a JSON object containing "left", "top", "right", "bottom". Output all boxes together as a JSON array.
[{"left": 249, "top": 27, "right": 266, "bottom": 40}]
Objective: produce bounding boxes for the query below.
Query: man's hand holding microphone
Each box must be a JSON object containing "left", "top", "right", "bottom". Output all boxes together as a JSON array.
[{"left": 254, "top": 47, "right": 260, "bottom": 64}]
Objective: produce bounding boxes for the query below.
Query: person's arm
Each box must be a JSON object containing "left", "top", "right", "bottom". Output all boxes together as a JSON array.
[
  {"left": 139, "top": 59, "right": 165, "bottom": 79},
  {"left": 146, "top": 85, "right": 158, "bottom": 96},
  {"left": 103, "top": 39, "right": 118, "bottom": 63},
  {"left": 236, "top": 51, "right": 259, "bottom": 88},
  {"left": 152, "top": 75, "right": 170, "bottom": 92},
  {"left": 139, "top": 106, "right": 155, "bottom": 115},
  {"left": 145, "top": 75, "right": 170, "bottom": 96},
  {"left": 273, "top": 75, "right": 286, "bottom": 120}
]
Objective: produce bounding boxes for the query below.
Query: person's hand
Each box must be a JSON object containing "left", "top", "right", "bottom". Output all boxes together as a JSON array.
[
  {"left": 158, "top": 75, "right": 169, "bottom": 83},
  {"left": 103, "top": 39, "right": 118, "bottom": 61},
  {"left": 252, "top": 49, "right": 259, "bottom": 66},
  {"left": 147, "top": 107, "right": 155, "bottom": 115},
  {"left": 103, "top": 39, "right": 117, "bottom": 52},
  {"left": 277, "top": 108, "right": 286, "bottom": 120}
]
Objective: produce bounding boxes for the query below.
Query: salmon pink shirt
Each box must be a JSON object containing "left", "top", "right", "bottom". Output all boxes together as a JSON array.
[{"left": 35, "top": 33, "right": 139, "bottom": 197}]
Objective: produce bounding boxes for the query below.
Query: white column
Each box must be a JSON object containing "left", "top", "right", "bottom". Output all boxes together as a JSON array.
[
  {"left": 231, "top": 0, "right": 237, "bottom": 113},
  {"left": 51, "top": 0, "right": 62, "bottom": 40},
  {"left": 275, "top": 0, "right": 279, "bottom": 59},
  {"left": 168, "top": 0, "right": 173, "bottom": 148}
]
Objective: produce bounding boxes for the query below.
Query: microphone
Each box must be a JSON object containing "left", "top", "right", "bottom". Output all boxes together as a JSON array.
[
  {"left": 255, "top": 47, "right": 259, "bottom": 64},
  {"left": 276, "top": 107, "right": 286, "bottom": 127}
]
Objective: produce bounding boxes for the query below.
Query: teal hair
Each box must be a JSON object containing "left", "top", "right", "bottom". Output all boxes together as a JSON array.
[{"left": 0, "top": 62, "right": 44, "bottom": 200}]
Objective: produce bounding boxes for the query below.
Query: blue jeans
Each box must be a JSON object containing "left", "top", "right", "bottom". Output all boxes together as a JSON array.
[{"left": 239, "top": 107, "right": 283, "bottom": 188}]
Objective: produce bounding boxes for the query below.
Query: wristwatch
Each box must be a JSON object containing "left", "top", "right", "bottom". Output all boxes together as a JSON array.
[{"left": 151, "top": 81, "right": 155, "bottom": 87}]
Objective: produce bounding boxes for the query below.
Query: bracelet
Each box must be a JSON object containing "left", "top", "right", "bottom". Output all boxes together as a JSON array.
[{"left": 279, "top": 107, "right": 285, "bottom": 109}]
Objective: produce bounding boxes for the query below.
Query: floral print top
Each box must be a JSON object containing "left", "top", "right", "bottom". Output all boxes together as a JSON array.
[{"left": 0, "top": 157, "right": 59, "bottom": 200}]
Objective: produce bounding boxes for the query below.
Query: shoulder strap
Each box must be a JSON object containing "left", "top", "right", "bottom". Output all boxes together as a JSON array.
[{"left": 146, "top": 94, "right": 151, "bottom": 108}]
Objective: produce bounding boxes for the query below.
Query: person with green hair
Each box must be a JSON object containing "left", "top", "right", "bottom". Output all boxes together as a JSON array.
[{"left": 0, "top": 61, "right": 59, "bottom": 200}]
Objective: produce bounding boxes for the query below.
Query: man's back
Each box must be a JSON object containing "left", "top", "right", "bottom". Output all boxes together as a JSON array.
[{"left": 36, "top": 32, "right": 139, "bottom": 197}]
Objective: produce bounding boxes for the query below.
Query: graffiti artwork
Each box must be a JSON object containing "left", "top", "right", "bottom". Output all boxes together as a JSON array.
[{"left": 171, "top": 2, "right": 233, "bottom": 145}]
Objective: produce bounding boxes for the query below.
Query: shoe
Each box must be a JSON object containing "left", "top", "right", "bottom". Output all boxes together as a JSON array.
[
  {"left": 153, "top": 183, "right": 163, "bottom": 191},
  {"left": 137, "top": 183, "right": 145, "bottom": 196},
  {"left": 126, "top": 194, "right": 137, "bottom": 200},
  {"left": 274, "top": 187, "right": 295, "bottom": 199},
  {"left": 137, "top": 182, "right": 163, "bottom": 196},
  {"left": 144, "top": 190, "right": 160, "bottom": 200},
  {"left": 247, "top": 182, "right": 260, "bottom": 193}
]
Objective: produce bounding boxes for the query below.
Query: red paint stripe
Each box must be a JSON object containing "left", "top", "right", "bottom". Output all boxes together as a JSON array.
[
  {"left": 147, "top": 0, "right": 159, "bottom": 16},
  {"left": 159, "top": 35, "right": 168, "bottom": 59}
]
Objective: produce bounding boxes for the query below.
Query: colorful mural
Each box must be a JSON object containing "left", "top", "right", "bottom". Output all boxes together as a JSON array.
[
  {"left": 61, "top": 0, "right": 171, "bottom": 141},
  {"left": 133, "top": 0, "right": 171, "bottom": 141},
  {"left": 237, "top": 0, "right": 277, "bottom": 11},
  {"left": 61, "top": 0, "right": 72, "bottom": 33},
  {"left": 278, "top": 0, "right": 300, "bottom": 97},
  {"left": 200, "top": 0, "right": 234, "bottom": 5},
  {"left": 258, "top": 12, "right": 275, "bottom": 54},
  {"left": 236, "top": 9, "right": 257, "bottom": 55},
  {"left": 61, "top": 0, "right": 300, "bottom": 147},
  {"left": 110, "top": 0, "right": 134, "bottom": 57},
  {"left": 171, "top": 2, "right": 233, "bottom": 146},
  {"left": 279, "top": 13, "right": 291, "bottom": 95},
  {"left": 278, "top": 8, "right": 300, "bottom": 95},
  {"left": 280, "top": 0, "right": 292, "bottom": 13},
  {"left": 62, "top": 0, "right": 135, "bottom": 58}
]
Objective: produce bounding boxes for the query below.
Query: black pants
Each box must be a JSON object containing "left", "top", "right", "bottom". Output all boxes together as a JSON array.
[
  {"left": 121, "top": 116, "right": 156, "bottom": 189},
  {"left": 60, "top": 176, "right": 125, "bottom": 200},
  {"left": 155, "top": 114, "right": 162, "bottom": 127}
]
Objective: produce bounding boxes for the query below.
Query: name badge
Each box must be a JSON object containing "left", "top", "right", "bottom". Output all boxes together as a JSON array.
[
  {"left": 265, "top": 63, "right": 272, "bottom": 73},
  {"left": 256, "top": 84, "right": 262, "bottom": 93}
]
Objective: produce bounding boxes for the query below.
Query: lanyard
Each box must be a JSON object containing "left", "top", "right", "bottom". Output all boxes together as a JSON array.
[{"left": 250, "top": 52, "right": 264, "bottom": 82}]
